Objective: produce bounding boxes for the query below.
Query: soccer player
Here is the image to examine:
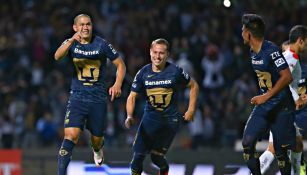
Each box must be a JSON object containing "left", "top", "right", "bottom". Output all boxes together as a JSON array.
[
  {"left": 298, "top": 68, "right": 307, "bottom": 175},
  {"left": 124, "top": 38, "right": 199, "bottom": 175},
  {"left": 54, "top": 14, "right": 126, "bottom": 175},
  {"left": 259, "top": 25, "right": 307, "bottom": 174},
  {"left": 241, "top": 14, "right": 296, "bottom": 175}
]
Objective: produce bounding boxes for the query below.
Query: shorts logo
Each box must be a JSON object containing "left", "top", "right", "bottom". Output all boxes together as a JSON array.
[
  {"left": 281, "top": 144, "right": 289, "bottom": 148},
  {"left": 65, "top": 119, "right": 70, "bottom": 124},
  {"left": 65, "top": 110, "right": 70, "bottom": 124},
  {"left": 274, "top": 58, "right": 285, "bottom": 67}
]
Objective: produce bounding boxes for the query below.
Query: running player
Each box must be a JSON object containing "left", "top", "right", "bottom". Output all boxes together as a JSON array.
[
  {"left": 54, "top": 14, "right": 126, "bottom": 175},
  {"left": 125, "top": 38, "right": 199, "bottom": 175}
]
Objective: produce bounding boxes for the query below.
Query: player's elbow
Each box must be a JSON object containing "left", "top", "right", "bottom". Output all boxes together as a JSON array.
[
  {"left": 190, "top": 79, "right": 199, "bottom": 95},
  {"left": 117, "top": 58, "right": 126, "bottom": 71},
  {"left": 120, "top": 61, "right": 126, "bottom": 73},
  {"left": 54, "top": 50, "right": 66, "bottom": 61}
]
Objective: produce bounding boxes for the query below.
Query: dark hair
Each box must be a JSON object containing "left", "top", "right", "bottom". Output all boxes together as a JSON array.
[
  {"left": 282, "top": 40, "right": 290, "bottom": 46},
  {"left": 281, "top": 40, "right": 290, "bottom": 52},
  {"left": 289, "top": 25, "right": 307, "bottom": 44},
  {"left": 150, "top": 38, "right": 170, "bottom": 51},
  {"left": 242, "top": 14, "right": 265, "bottom": 39}
]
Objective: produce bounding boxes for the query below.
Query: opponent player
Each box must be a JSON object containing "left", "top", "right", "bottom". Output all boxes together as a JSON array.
[
  {"left": 259, "top": 25, "right": 307, "bottom": 174},
  {"left": 54, "top": 14, "right": 126, "bottom": 175},
  {"left": 124, "top": 38, "right": 199, "bottom": 175},
  {"left": 241, "top": 14, "right": 296, "bottom": 174}
]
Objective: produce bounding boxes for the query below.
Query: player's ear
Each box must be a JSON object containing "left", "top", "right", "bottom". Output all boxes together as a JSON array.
[{"left": 73, "top": 25, "right": 78, "bottom": 32}]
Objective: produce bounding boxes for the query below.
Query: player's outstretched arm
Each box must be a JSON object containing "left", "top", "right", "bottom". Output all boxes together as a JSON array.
[
  {"left": 54, "top": 32, "right": 81, "bottom": 61},
  {"left": 184, "top": 78, "right": 199, "bottom": 121},
  {"left": 109, "top": 57, "right": 126, "bottom": 101},
  {"left": 125, "top": 91, "right": 138, "bottom": 129},
  {"left": 251, "top": 68, "right": 293, "bottom": 105}
]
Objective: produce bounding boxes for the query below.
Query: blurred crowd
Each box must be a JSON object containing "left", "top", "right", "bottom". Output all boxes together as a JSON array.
[{"left": 0, "top": 0, "right": 307, "bottom": 150}]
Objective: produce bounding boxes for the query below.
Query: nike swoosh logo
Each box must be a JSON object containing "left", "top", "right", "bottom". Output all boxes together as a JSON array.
[
  {"left": 281, "top": 144, "right": 290, "bottom": 148},
  {"left": 147, "top": 74, "right": 154, "bottom": 78}
]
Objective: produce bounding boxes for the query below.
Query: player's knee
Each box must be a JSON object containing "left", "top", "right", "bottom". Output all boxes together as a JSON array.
[
  {"left": 150, "top": 153, "right": 168, "bottom": 170},
  {"left": 242, "top": 136, "right": 254, "bottom": 149},
  {"left": 64, "top": 128, "right": 81, "bottom": 143},
  {"left": 91, "top": 136, "right": 104, "bottom": 150},
  {"left": 131, "top": 153, "right": 145, "bottom": 173}
]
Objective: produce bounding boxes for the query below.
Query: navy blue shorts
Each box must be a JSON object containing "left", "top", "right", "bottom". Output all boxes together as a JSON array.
[
  {"left": 133, "top": 113, "right": 181, "bottom": 154},
  {"left": 243, "top": 103, "right": 296, "bottom": 151},
  {"left": 64, "top": 100, "right": 107, "bottom": 137},
  {"left": 295, "top": 107, "right": 307, "bottom": 136}
]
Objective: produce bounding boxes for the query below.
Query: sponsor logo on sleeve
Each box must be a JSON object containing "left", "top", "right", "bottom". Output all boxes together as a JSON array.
[
  {"left": 182, "top": 70, "right": 189, "bottom": 80},
  {"left": 274, "top": 58, "right": 285, "bottom": 67}
]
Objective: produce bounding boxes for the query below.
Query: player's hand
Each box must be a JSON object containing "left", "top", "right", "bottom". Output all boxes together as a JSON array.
[
  {"left": 109, "top": 84, "right": 122, "bottom": 101},
  {"left": 295, "top": 97, "right": 304, "bottom": 110},
  {"left": 250, "top": 94, "right": 269, "bottom": 105},
  {"left": 301, "top": 94, "right": 307, "bottom": 102},
  {"left": 71, "top": 32, "right": 82, "bottom": 42},
  {"left": 183, "top": 110, "right": 194, "bottom": 121},
  {"left": 125, "top": 116, "right": 135, "bottom": 129}
]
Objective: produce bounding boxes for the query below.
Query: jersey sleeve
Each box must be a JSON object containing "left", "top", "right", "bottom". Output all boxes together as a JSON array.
[
  {"left": 284, "top": 54, "right": 298, "bottom": 73},
  {"left": 177, "top": 66, "right": 191, "bottom": 86},
  {"left": 269, "top": 49, "right": 289, "bottom": 72},
  {"left": 131, "top": 69, "right": 144, "bottom": 93},
  {"left": 284, "top": 52, "right": 300, "bottom": 101},
  {"left": 101, "top": 40, "right": 120, "bottom": 61}
]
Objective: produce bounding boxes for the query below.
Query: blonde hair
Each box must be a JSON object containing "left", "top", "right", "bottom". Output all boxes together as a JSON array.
[
  {"left": 151, "top": 38, "right": 170, "bottom": 51},
  {"left": 73, "top": 14, "right": 91, "bottom": 24}
]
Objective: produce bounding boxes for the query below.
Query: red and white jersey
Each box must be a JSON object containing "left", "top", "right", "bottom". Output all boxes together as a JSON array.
[{"left": 283, "top": 48, "right": 301, "bottom": 101}]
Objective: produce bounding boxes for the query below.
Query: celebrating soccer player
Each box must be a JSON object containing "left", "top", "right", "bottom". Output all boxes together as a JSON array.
[
  {"left": 54, "top": 14, "right": 126, "bottom": 175},
  {"left": 125, "top": 38, "right": 199, "bottom": 175}
]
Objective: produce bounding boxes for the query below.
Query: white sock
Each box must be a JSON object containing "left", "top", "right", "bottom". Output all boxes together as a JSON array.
[
  {"left": 259, "top": 150, "right": 275, "bottom": 174},
  {"left": 291, "top": 151, "right": 302, "bottom": 175}
]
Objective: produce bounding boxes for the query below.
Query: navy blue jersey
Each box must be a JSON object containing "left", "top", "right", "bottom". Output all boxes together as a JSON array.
[
  {"left": 296, "top": 64, "right": 307, "bottom": 135},
  {"left": 298, "top": 64, "right": 307, "bottom": 102},
  {"left": 66, "top": 36, "right": 119, "bottom": 103},
  {"left": 131, "top": 62, "right": 190, "bottom": 118},
  {"left": 250, "top": 40, "right": 291, "bottom": 102},
  {"left": 298, "top": 64, "right": 307, "bottom": 94}
]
